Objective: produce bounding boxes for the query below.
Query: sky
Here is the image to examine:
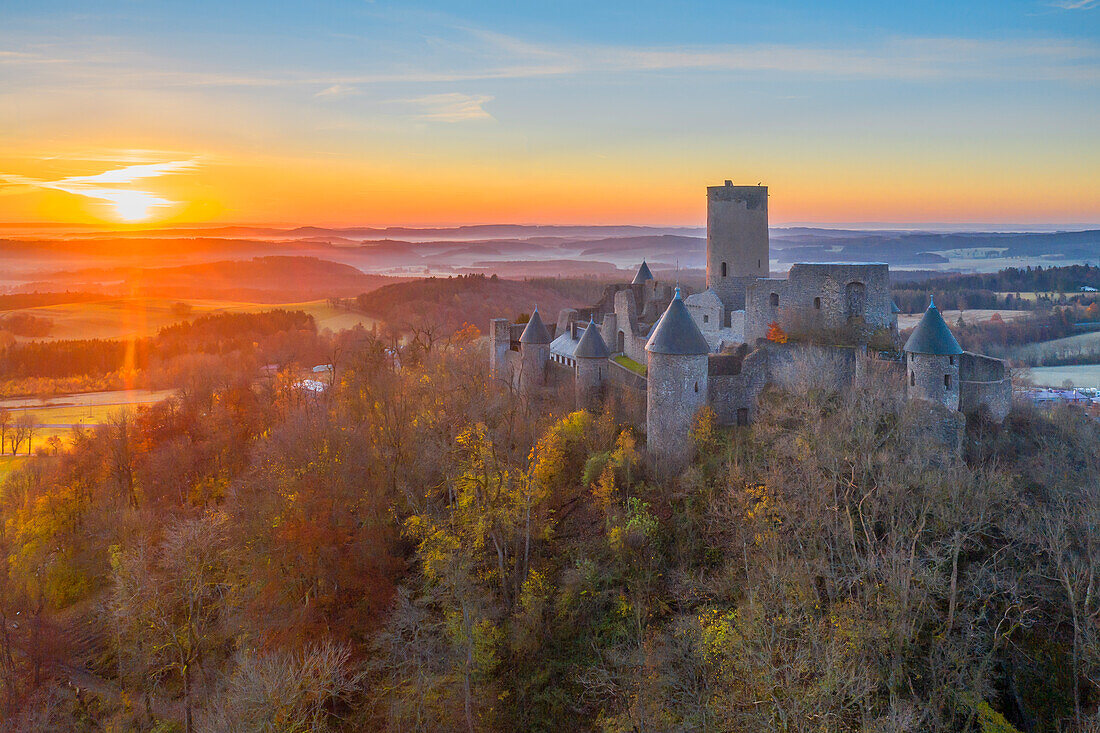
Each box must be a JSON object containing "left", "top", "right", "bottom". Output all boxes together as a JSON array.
[{"left": 0, "top": 0, "right": 1098, "bottom": 228}]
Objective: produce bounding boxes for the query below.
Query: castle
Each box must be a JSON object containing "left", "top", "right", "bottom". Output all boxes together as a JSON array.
[{"left": 490, "top": 182, "right": 1012, "bottom": 470}]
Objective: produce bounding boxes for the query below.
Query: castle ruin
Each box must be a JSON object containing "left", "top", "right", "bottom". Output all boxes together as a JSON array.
[{"left": 490, "top": 181, "right": 1012, "bottom": 470}]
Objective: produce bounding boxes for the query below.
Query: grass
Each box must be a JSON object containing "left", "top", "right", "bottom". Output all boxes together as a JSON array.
[
  {"left": 0, "top": 389, "right": 175, "bottom": 456},
  {"left": 7, "top": 297, "right": 379, "bottom": 342},
  {"left": 1023, "top": 365, "right": 1100, "bottom": 389},
  {"left": 613, "top": 355, "right": 647, "bottom": 376},
  {"left": 1007, "top": 330, "right": 1100, "bottom": 363},
  {"left": 896, "top": 309, "right": 1031, "bottom": 330},
  {"left": 0, "top": 455, "right": 27, "bottom": 481}
]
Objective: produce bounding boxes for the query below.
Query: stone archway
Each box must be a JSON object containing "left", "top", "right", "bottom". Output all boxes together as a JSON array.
[{"left": 617, "top": 330, "right": 626, "bottom": 353}]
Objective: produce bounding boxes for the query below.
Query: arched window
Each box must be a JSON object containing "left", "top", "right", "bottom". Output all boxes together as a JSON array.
[
  {"left": 720, "top": 262, "right": 727, "bottom": 277},
  {"left": 813, "top": 297, "right": 821, "bottom": 310},
  {"left": 910, "top": 371, "right": 915, "bottom": 386},
  {"left": 944, "top": 374, "right": 951, "bottom": 389},
  {"left": 770, "top": 292, "right": 779, "bottom": 307}
]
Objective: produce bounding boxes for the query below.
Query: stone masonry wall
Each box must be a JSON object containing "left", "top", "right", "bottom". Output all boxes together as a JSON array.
[
  {"left": 745, "top": 263, "right": 891, "bottom": 344},
  {"left": 959, "top": 352, "right": 1011, "bottom": 421}
]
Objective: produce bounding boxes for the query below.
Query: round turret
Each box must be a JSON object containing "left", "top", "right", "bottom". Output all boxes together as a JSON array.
[
  {"left": 645, "top": 287, "right": 710, "bottom": 471},
  {"left": 574, "top": 318, "right": 610, "bottom": 410},
  {"left": 903, "top": 299, "right": 963, "bottom": 411},
  {"left": 519, "top": 307, "right": 551, "bottom": 393}
]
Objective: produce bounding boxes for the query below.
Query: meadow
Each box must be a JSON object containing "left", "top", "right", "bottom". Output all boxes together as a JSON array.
[
  {"left": 1023, "top": 364, "right": 1100, "bottom": 389},
  {"left": 896, "top": 308, "right": 1030, "bottom": 330},
  {"left": 1, "top": 389, "right": 175, "bottom": 456},
  {"left": 6, "top": 297, "right": 379, "bottom": 341}
]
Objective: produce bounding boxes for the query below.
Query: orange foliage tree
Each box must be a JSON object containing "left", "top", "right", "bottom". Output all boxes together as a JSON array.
[{"left": 766, "top": 321, "right": 788, "bottom": 343}]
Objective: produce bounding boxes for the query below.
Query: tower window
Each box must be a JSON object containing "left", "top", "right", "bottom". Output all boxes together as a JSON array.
[
  {"left": 703, "top": 314, "right": 709, "bottom": 324},
  {"left": 910, "top": 372, "right": 915, "bottom": 386},
  {"left": 813, "top": 297, "right": 821, "bottom": 310},
  {"left": 770, "top": 292, "right": 779, "bottom": 307},
  {"left": 758, "top": 259, "right": 761, "bottom": 269},
  {"left": 944, "top": 374, "right": 951, "bottom": 389},
  {"left": 694, "top": 381, "right": 699, "bottom": 393},
  {"left": 949, "top": 356, "right": 954, "bottom": 365},
  {"left": 721, "top": 262, "right": 727, "bottom": 277}
]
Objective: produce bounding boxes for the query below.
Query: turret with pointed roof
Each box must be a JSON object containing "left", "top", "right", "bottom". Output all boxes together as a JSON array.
[
  {"left": 646, "top": 287, "right": 710, "bottom": 473},
  {"left": 631, "top": 260, "right": 654, "bottom": 285},
  {"left": 519, "top": 307, "right": 552, "bottom": 344},
  {"left": 646, "top": 287, "right": 710, "bottom": 355},
  {"left": 518, "top": 306, "right": 552, "bottom": 394},
  {"left": 575, "top": 318, "right": 610, "bottom": 359},
  {"left": 904, "top": 298, "right": 962, "bottom": 411},
  {"left": 904, "top": 298, "right": 963, "bottom": 355},
  {"left": 575, "top": 318, "right": 610, "bottom": 410}
]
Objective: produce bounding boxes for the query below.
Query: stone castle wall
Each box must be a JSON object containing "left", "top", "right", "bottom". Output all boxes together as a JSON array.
[
  {"left": 647, "top": 351, "right": 708, "bottom": 471},
  {"left": 959, "top": 352, "right": 1011, "bottom": 421},
  {"left": 745, "top": 263, "right": 891, "bottom": 343}
]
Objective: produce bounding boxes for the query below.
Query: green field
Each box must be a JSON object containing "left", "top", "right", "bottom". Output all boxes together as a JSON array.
[
  {"left": 6, "top": 297, "right": 379, "bottom": 341},
  {"left": 1024, "top": 365, "right": 1100, "bottom": 389}
]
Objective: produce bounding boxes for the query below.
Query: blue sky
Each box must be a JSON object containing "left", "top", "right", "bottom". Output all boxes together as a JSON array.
[{"left": 1, "top": 0, "right": 1097, "bottom": 225}]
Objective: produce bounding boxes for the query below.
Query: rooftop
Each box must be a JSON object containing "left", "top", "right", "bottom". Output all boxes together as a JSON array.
[
  {"left": 904, "top": 300, "right": 963, "bottom": 355},
  {"left": 646, "top": 287, "right": 710, "bottom": 355}
]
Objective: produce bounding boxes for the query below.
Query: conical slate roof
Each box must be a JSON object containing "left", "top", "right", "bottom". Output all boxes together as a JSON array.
[
  {"left": 631, "top": 260, "right": 654, "bottom": 285},
  {"left": 574, "top": 320, "right": 609, "bottom": 359},
  {"left": 904, "top": 300, "right": 963, "bottom": 355},
  {"left": 645, "top": 287, "right": 710, "bottom": 355},
  {"left": 519, "top": 308, "right": 552, "bottom": 344}
]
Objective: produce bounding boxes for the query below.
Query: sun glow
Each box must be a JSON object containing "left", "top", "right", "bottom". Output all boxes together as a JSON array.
[{"left": 107, "top": 192, "right": 159, "bottom": 222}]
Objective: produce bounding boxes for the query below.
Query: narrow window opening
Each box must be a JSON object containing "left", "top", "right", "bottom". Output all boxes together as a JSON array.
[
  {"left": 720, "top": 262, "right": 727, "bottom": 278},
  {"left": 694, "top": 382, "right": 699, "bottom": 393},
  {"left": 813, "top": 297, "right": 821, "bottom": 310},
  {"left": 944, "top": 374, "right": 951, "bottom": 389},
  {"left": 758, "top": 259, "right": 761, "bottom": 269},
  {"left": 770, "top": 292, "right": 779, "bottom": 307},
  {"left": 910, "top": 372, "right": 915, "bottom": 386},
  {"left": 949, "top": 355, "right": 954, "bottom": 365},
  {"left": 703, "top": 314, "right": 709, "bottom": 324}
]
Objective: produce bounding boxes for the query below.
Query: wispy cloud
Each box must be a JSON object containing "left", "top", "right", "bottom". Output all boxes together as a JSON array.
[
  {"left": 1050, "top": 0, "right": 1097, "bottom": 8},
  {"left": 402, "top": 92, "right": 494, "bottom": 121},
  {"left": 0, "top": 159, "right": 198, "bottom": 219},
  {"left": 315, "top": 83, "right": 358, "bottom": 98}
]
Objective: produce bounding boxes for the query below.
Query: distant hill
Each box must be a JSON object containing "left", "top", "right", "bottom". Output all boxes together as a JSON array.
[
  {"left": 355, "top": 274, "right": 599, "bottom": 335},
  {"left": 21, "top": 256, "right": 396, "bottom": 302}
]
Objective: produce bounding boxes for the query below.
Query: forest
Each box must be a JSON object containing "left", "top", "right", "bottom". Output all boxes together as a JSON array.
[{"left": 0, "top": 310, "right": 1098, "bottom": 732}]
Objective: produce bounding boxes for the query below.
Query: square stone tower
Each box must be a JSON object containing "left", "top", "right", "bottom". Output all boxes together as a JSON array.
[{"left": 706, "top": 182, "right": 769, "bottom": 313}]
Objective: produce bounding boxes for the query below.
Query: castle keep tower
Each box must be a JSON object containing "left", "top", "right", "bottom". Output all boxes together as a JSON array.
[
  {"left": 646, "top": 287, "right": 710, "bottom": 471},
  {"left": 707, "top": 182, "right": 769, "bottom": 313},
  {"left": 903, "top": 300, "right": 963, "bottom": 411},
  {"left": 574, "top": 318, "right": 610, "bottom": 410},
  {"left": 518, "top": 308, "right": 552, "bottom": 394}
]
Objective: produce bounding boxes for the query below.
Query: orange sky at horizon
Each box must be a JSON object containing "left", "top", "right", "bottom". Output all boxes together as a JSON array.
[{"left": 2, "top": 145, "right": 1098, "bottom": 229}]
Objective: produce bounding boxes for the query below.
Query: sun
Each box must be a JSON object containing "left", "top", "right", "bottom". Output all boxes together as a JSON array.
[{"left": 112, "top": 192, "right": 154, "bottom": 222}]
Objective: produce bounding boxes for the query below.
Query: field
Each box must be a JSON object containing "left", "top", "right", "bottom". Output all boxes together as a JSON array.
[
  {"left": 4, "top": 297, "right": 379, "bottom": 341},
  {"left": 896, "top": 309, "right": 1031, "bottom": 330},
  {"left": 0, "top": 389, "right": 175, "bottom": 456},
  {"left": 1007, "top": 330, "right": 1100, "bottom": 362},
  {"left": 1023, "top": 365, "right": 1100, "bottom": 389}
]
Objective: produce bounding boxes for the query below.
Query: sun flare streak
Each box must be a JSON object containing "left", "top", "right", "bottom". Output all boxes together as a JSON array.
[{"left": 0, "top": 159, "right": 198, "bottom": 222}]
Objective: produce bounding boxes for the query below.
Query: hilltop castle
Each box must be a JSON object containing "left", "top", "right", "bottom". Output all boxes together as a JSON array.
[{"left": 490, "top": 182, "right": 1012, "bottom": 470}]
